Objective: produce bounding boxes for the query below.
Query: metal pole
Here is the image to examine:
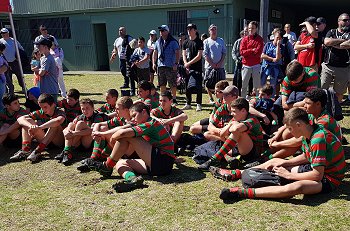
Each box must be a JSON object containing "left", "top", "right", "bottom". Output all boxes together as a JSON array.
[
  {"left": 8, "top": 11, "right": 27, "bottom": 97},
  {"left": 259, "top": 0, "right": 269, "bottom": 42}
]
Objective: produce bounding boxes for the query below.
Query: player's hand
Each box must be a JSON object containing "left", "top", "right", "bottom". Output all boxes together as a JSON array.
[
  {"left": 273, "top": 166, "right": 291, "bottom": 179},
  {"left": 65, "top": 131, "right": 74, "bottom": 139},
  {"left": 268, "top": 136, "right": 277, "bottom": 146},
  {"left": 262, "top": 115, "right": 270, "bottom": 125}
]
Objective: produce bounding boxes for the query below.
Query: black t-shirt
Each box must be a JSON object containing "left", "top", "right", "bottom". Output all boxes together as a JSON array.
[
  {"left": 182, "top": 36, "right": 203, "bottom": 72},
  {"left": 24, "top": 99, "right": 41, "bottom": 112},
  {"left": 324, "top": 29, "right": 350, "bottom": 67}
]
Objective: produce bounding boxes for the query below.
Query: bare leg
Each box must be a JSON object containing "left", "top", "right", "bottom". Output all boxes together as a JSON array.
[
  {"left": 204, "top": 131, "right": 224, "bottom": 142},
  {"left": 171, "top": 86, "right": 177, "bottom": 99},
  {"left": 115, "top": 159, "right": 148, "bottom": 176},
  {"left": 160, "top": 86, "right": 166, "bottom": 94},
  {"left": 230, "top": 131, "right": 253, "bottom": 156},
  {"left": 171, "top": 121, "right": 184, "bottom": 143}
]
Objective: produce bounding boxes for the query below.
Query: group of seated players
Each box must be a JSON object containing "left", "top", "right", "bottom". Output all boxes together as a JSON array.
[{"left": 0, "top": 60, "right": 346, "bottom": 200}]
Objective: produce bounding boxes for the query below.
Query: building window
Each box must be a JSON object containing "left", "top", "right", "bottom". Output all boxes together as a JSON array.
[
  {"left": 30, "top": 17, "right": 71, "bottom": 40},
  {"left": 167, "top": 10, "right": 188, "bottom": 36}
]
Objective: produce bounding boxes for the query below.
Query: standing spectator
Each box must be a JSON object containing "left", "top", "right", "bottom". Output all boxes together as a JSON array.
[
  {"left": 316, "top": 17, "right": 327, "bottom": 73},
  {"left": 0, "top": 43, "right": 8, "bottom": 110},
  {"left": 111, "top": 27, "right": 135, "bottom": 95},
  {"left": 34, "top": 25, "right": 59, "bottom": 48},
  {"left": 147, "top": 30, "right": 157, "bottom": 83},
  {"left": 48, "top": 37, "right": 66, "bottom": 98},
  {"left": 131, "top": 37, "right": 150, "bottom": 82},
  {"left": 153, "top": 25, "right": 180, "bottom": 105},
  {"left": 240, "top": 21, "right": 264, "bottom": 98},
  {"left": 32, "top": 38, "right": 59, "bottom": 102},
  {"left": 203, "top": 24, "right": 226, "bottom": 104},
  {"left": 321, "top": 13, "right": 350, "bottom": 102},
  {"left": 232, "top": 28, "right": 248, "bottom": 95},
  {"left": 294, "top": 17, "right": 321, "bottom": 72},
  {"left": 283, "top": 24, "right": 297, "bottom": 46},
  {"left": 181, "top": 23, "right": 204, "bottom": 111},
  {"left": 0, "top": 28, "right": 26, "bottom": 94}
]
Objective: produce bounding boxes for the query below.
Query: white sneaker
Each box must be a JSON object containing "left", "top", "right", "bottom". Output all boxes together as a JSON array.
[
  {"left": 10, "top": 150, "right": 30, "bottom": 162},
  {"left": 181, "top": 104, "right": 192, "bottom": 110},
  {"left": 27, "top": 150, "right": 41, "bottom": 162},
  {"left": 196, "top": 104, "right": 202, "bottom": 111}
]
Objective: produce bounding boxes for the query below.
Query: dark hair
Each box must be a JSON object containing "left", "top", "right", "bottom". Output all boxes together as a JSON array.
[
  {"left": 230, "top": 97, "right": 249, "bottom": 112},
  {"left": 38, "top": 93, "right": 55, "bottom": 105},
  {"left": 201, "top": 33, "right": 208, "bottom": 40},
  {"left": 138, "top": 80, "right": 152, "bottom": 91},
  {"left": 304, "top": 88, "right": 327, "bottom": 108},
  {"left": 130, "top": 102, "right": 150, "bottom": 115},
  {"left": 31, "top": 50, "right": 40, "bottom": 59},
  {"left": 117, "top": 96, "right": 133, "bottom": 109},
  {"left": 138, "top": 36, "right": 145, "bottom": 42},
  {"left": 0, "top": 43, "right": 6, "bottom": 52},
  {"left": 67, "top": 89, "right": 80, "bottom": 100},
  {"left": 150, "top": 82, "right": 156, "bottom": 90},
  {"left": 283, "top": 107, "right": 309, "bottom": 125},
  {"left": 2, "top": 93, "right": 18, "bottom": 106},
  {"left": 304, "top": 16, "right": 317, "bottom": 24},
  {"left": 286, "top": 61, "right": 304, "bottom": 81},
  {"left": 261, "top": 85, "right": 274, "bottom": 96},
  {"left": 161, "top": 90, "right": 173, "bottom": 101},
  {"left": 79, "top": 98, "right": 94, "bottom": 107},
  {"left": 39, "top": 25, "right": 47, "bottom": 30},
  {"left": 215, "top": 80, "right": 230, "bottom": 91},
  {"left": 106, "top": 89, "right": 119, "bottom": 98}
]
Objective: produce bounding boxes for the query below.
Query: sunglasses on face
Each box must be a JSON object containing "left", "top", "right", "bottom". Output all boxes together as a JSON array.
[{"left": 340, "top": 19, "right": 350, "bottom": 22}]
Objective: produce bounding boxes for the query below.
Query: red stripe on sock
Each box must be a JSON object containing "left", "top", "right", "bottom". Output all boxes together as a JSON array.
[{"left": 105, "top": 157, "right": 116, "bottom": 168}]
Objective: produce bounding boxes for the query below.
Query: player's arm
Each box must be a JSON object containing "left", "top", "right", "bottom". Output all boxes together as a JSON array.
[{"left": 39, "top": 116, "right": 65, "bottom": 129}]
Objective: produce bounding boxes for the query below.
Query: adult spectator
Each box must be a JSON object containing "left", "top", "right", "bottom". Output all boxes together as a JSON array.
[
  {"left": 321, "top": 13, "right": 350, "bottom": 102},
  {"left": 147, "top": 30, "right": 157, "bottom": 83},
  {"left": 34, "top": 25, "right": 59, "bottom": 48},
  {"left": 0, "top": 28, "right": 26, "bottom": 94},
  {"left": 203, "top": 24, "right": 226, "bottom": 104},
  {"left": 283, "top": 24, "right": 297, "bottom": 46},
  {"left": 294, "top": 17, "right": 321, "bottom": 72},
  {"left": 240, "top": 21, "right": 264, "bottom": 98},
  {"left": 316, "top": 17, "right": 327, "bottom": 73},
  {"left": 232, "top": 28, "right": 248, "bottom": 95},
  {"left": 181, "top": 23, "right": 204, "bottom": 111},
  {"left": 153, "top": 25, "right": 180, "bottom": 105},
  {"left": 111, "top": 27, "right": 134, "bottom": 95}
]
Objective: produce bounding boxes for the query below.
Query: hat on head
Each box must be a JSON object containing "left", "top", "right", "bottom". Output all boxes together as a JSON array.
[
  {"left": 27, "top": 87, "right": 41, "bottom": 99},
  {"left": 222, "top": 85, "right": 239, "bottom": 96},
  {"left": 33, "top": 38, "right": 52, "bottom": 48},
  {"left": 149, "top": 30, "right": 157, "bottom": 35},
  {"left": 304, "top": 16, "right": 317, "bottom": 25},
  {"left": 316, "top": 17, "right": 326, "bottom": 25},
  {"left": 178, "top": 32, "right": 186, "bottom": 37},
  {"left": 187, "top": 23, "right": 197, "bottom": 30},
  {"left": 158, "top": 25, "right": 169, "bottom": 31},
  {"left": 209, "top": 24, "right": 217, "bottom": 30},
  {"left": 0, "top": 28, "right": 9, "bottom": 34}
]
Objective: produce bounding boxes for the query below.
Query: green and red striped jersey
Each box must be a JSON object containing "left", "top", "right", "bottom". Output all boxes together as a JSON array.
[
  {"left": 73, "top": 112, "right": 108, "bottom": 128},
  {"left": 57, "top": 99, "right": 82, "bottom": 123},
  {"left": 150, "top": 92, "right": 160, "bottom": 105},
  {"left": 281, "top": 67, "right": 320, "bottom": 97},
  {"left": 131, "top": 117, "right": 175, "bottom": 158},
  {"left": 209, "top": 103, "right": 233, "bottom": 128},
  {"left": 29, "top": 108, "right": 68, "bottom": 127},
  {"left": 107, "top": 117, "right": 126, "bottom": 129},
  {"left": 308, "top": 110, "right": 342, "bottom": 141},
  {"left": 212, "top": 98, "right": 223, "bottom": 114},
  {"left": 151, "top": 106, "right": 183, "bottom": 129},
  {"left": 97, "top": 103, "right": 116, "bottom": 114},
  {"left": 141, "top": 96, "right": 159, "bottom": 109},
  {"left": 301, "top": 125, "right": 346, "bottom": 188},
  {"left": 240, "top": 114, "right": 264, "bottom": 154},
  {"left": 0, "top": 107, "right": 29, "bottom": 126}
]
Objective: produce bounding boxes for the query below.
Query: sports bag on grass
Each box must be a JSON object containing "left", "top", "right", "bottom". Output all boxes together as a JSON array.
[{"left": 241, "top": 168, "right": 287, "bottom": 188}]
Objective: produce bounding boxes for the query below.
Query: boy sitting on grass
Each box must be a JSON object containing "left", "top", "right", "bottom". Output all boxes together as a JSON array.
[
  {"left": 0, "top": 94, "right": 29, "bottom": 146},
  {"left": 10, "top": 94, "right": 67, "bottom": 163},
  {"left": 190, "top": 80, "right": 229, "bottom": 135},
  {"left": 216, "top": 108, "right": 345, "bottom": 202},
  {"left": 97, "top": 89, "right": 119, "bottom": 118},
  {"left": 57, "top": 88, "right": 82, "bottom": 122},
  {"left": 94, "top": 102, "right": 175, "bottom": 192},
  {"left": 136, "top": 80, "right": 159, "bottom": 109},
  {"left": 199, "top": 98, "right": 264, "bottom": 171},
  {"left": 55, "top": 98, "right": 109, "bottom": 165},
  {"left": 77, "top": 96, "right": 133, "bottom": 172}
]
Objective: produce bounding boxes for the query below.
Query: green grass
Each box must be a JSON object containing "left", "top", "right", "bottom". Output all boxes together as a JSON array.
[{"left": 0, "top": 74, "right": 349, "bottom": 230}]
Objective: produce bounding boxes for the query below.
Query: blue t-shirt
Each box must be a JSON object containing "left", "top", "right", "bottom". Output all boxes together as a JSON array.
[
  {"left": 262, "top": 42, "right": 282, "bottom": 66},
  {"left": 154, "top": 37, "right": 179, "bottom": 67},
  {"left": 39, "top": 54, "right": 58, "bottom": 94},
  {"left": 0, "top": 55, "right": 7, "bottom": 83}
]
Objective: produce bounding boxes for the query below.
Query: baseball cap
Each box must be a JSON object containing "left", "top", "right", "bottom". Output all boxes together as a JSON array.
[
  {"left": 304, "top": 16, "right": 317, "bottom": 24},
  {"left": 187, "top": 23, "right": 197, "bottom": 30},
  {"left": 209, "top": 24, "right": 217, "bottom": 30},
  {"left": 0, "top": 28, "right": 9, "bottom": 34},
  {"left": 149, "top": 30, "right": 157, "bottom": 35},
  {"left": 178, "top": 32, "right": 186, "bottom": 37},
  {"left": 158, "top": 25, "right": 169, "bottom": 31},
  {"left": 222, "top": 85, "right": 239, "bottom": 96},
  {"left": 33, "top": 38, "right": 52, "bottom": 47},
  {"left": 316, "top": 17, "right": 326, "bottom": 25}
]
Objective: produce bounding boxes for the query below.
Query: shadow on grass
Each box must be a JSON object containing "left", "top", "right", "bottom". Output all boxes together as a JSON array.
[{"left": 80, "top": 92, "right": 103, "bottom": 97}]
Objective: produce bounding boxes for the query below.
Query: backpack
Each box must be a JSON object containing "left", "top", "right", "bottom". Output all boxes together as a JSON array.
[
  {"left": 241, "top": 168, "right": 289, "bottom": 188},
  {"left": 192, "top": 140, "right": 223, "bottom": 164},
  {"left": 323, "top": 88, "right": 343, "bottom": 121}
]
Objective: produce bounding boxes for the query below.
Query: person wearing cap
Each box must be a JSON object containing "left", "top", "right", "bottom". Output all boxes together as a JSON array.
[
  {"left": 0, "top": 28, "right": 26, "bottom": 95},
  {"left": 203, "top": 24, "right": 227, "bottom": 104},
  {"left": 153, "top": 25, "right": 180, "bottom": 105},
  {"left": 32, "top": 38, "right": 59, "bottom": 102},
  {"left": 240, "top": 21, "right": 264, "bottom": 98},
  {"left": 321, "top": 13, "right": 350, "bottom": 102},
  {"left": 111, "top": 27, "right": 135, "bottom": 95},
  {"left": 294, "top": 16, "right": 321, "bottom": 72},
  {"left": 181, "top": 23, "right": 204, "bottom": 111},
  {"left": 147, "top": 30, "right": 158, "bottom": 83},
  {"left": 34, "top": 25, "right": 59, "bottom": 48}
]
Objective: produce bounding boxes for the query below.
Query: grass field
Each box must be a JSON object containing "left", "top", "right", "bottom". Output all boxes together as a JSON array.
[{"left": 0, "top": 73, "right": 349, "bottom": 230}]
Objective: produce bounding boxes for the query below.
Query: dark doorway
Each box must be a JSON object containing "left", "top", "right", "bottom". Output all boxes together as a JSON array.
[{"left": 93, "top": 23, "right": 110, "bottom": 71}]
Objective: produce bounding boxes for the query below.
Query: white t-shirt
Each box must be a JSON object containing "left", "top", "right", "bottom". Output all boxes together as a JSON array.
[{"left": 113, "top": 36, "right": 133, "bottom": 60}]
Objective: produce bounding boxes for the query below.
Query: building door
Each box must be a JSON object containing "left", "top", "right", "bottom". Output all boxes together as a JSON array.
[{"left": 93, "top": 23, "right": 110, "bottom": 71}]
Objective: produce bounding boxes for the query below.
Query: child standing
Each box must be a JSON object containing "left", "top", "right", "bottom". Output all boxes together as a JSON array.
[
  {"left": 131, "top": 37, "right": 150, "bottom": 82},
  {"left": 31, "top": 50, "right": 41, "bottom": 87}
]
